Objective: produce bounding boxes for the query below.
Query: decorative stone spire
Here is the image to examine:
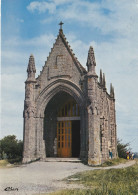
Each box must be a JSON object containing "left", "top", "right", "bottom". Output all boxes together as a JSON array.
[
  {"left": 27, "top": 54, "right": 36, "bottom": 80},
  {"left": 110, "top": 83, "right": 115, "bottom": 98},
  {"left": 112, "top": 86, "right": 115, "bottom": 98},
  {"left": 103, "top": 73, "right": 106, "bottom": 89},
  {"left": 100, "top": 69, "right": 103, "bottom": 85},
  {"left": 110, "top": 83, "right": 113, "bottom": 95},
  {"left": 110, "top": 83, "right": 114, "bottom": 98},
  {"left": 86, "top": 46, "right": 96, "bottom": 75}
]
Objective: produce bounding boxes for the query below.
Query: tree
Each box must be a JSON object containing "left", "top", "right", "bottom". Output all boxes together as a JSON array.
[
  {"left": 117, "top": 139, "right": 131, "bottom": 159},
  {"left": 0, "top": 135, "right": 23, "bottom": 160}
]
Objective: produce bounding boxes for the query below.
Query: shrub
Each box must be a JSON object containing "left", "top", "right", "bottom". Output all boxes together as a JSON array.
[
  {"left": 8, "top": 157, "right": 22, "bottom": 164},
  {"left": 117, "top": 139, "right": 130, "bottom": 159},
  {"left": 0, "top": 135, "right": 23, "bottom": 162}
]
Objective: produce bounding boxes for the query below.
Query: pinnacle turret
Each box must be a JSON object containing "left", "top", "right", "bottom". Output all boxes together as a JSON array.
[
  {"left": 27, "top": 54, "right": 36, "bottom": 80},
  {"left": 103, "top": 73, "right": 106, "bottom": 89},
  {"left": 86, "top": 46, "right": 96, "bottom": 75},
  {"left": 99, "top": 69, "right": 103, "bottom": 85},
  {"left": 110, "top": 83, "right": 115, "bottom": 98},
  {"left": 110, "top": 83, "right": 113, "bottom": 95},
  {"left": 112, "top": 86, "right": 115, "bottom": 98}
]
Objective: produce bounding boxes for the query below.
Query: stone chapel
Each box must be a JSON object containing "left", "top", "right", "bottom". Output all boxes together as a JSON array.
[{"left": 23, "top": 23, "right": 117, "bottom": 165}]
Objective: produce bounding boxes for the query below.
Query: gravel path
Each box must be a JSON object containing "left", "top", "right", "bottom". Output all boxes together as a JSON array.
[{"left": 0, "top": 160, "right": 135, "bottom": 195}]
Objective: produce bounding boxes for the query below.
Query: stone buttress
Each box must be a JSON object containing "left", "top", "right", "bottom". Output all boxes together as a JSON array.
[{"left": 23, "top": 55, "right": 37, "bottom": 163}]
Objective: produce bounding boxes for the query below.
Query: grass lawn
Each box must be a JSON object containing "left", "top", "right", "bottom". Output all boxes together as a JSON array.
[
  {"left": 0, "top": 160, "right": 13, "bottom": 168},
  {"left": 0, "top": 159, "right": 22, "bottom": 168},
  {"left": 99, "top": 157, "right": 127, "bottom": 167},
  {"left": 48, "top": 160, "right": 138, "bottom": 195}
]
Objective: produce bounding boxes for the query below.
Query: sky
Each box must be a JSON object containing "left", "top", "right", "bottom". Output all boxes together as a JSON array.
[{"left": 1, "top": 0, "right": 138, "bottom": 152}]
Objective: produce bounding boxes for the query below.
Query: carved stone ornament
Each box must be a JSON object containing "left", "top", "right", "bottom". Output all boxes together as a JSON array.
[
  {"left": 87, "top": 104, "right": 93, "bottom": 115},
  {"left": 25, "top": 106, "right": 36, "bottom": 118}
]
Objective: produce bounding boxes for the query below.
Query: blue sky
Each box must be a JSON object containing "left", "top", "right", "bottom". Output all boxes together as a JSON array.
[{"left": 1, "top": 0, "right": 138, "bottom": 152}]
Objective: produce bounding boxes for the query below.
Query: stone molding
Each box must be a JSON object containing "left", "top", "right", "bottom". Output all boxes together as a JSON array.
[{"left": 35, "top": 79, "right": 85, "bottom": 118}]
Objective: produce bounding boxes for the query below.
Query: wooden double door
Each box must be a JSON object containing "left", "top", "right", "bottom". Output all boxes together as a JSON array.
[{"left": 57, "top": 121, "right": 72, "bottom": 157}]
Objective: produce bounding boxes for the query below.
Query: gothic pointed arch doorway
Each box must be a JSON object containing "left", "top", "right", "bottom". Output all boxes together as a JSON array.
[{"left": 44, "top": 91, "right": 80, "bottom": 158}]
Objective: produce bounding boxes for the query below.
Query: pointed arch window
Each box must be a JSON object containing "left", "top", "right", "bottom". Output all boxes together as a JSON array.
[{"left": 57, "top": 100, "right": 80, "bottom": 117}]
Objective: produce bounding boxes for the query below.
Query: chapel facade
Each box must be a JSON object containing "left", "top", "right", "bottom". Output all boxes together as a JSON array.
[{"left": 23, "top": 24, "right": 117, "bottom": 165}]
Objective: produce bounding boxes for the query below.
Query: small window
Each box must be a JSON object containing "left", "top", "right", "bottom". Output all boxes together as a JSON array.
[
  {"left": 65, "top": 128, "right": 67, "bottom": 134},
  {"left": 58, "top": 142, "right": 60, "bottom": 148},
  {"left": 57, "top": 100, "right": 80, "bottom": 117}
]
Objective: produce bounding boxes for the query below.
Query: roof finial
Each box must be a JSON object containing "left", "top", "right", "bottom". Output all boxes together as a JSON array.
[
  {"left": 103, "top": 73, "right": 106, "bottom": 89},
  {"left": 59, "top": 21, "right": 64, "bottom": 30},
  {"left": 86, "top": 46, "right": 96, "bottom": 75},
  {"left": 100, "top": 69, "right": 103, "bottom": 85},
  {"left": 27, "top": 54, "right": 36, "bottom": 81},
  {"left": 110, "top": 83, "right": 113, "bottom": 95},
  {"left": 110, "top": 83, "right": 115, "bottom": 98}
]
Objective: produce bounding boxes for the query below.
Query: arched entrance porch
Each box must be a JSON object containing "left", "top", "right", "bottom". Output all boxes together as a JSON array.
[
  {"left": 44, "top": 91, "right": 80, "bottom": 158},
  {"left": 34, "top": 79, "right": 87, "bottom": 161}
]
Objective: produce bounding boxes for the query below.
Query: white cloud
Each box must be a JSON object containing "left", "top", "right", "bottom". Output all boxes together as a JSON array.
[
  {"left": 40, "top": 17, "right": 54, "bottom": 24},
  {"left": 3, "top": 34, "right": 55, "bottom": 49},
  {"left": 1, "top": 73, "right": 25, "bottom": 94},
  {"left": 1, "top": 73, "right": 25, "bottom": 140},
  {"left": 25, "top": 34, "right": 55, "bottom": 47},
  {"left": 58, "top": 0, "right": 138, "bottom": 37},
  {"left": 27, "top": 0, "right": 74, "bottom": 13},
  {"left": 1, "top": 115, "right": 23, "bottom": 140},
  {"left": 16, "top": 18, "right": 24, "bottom": 23},
  {"left": 65, "top": 33, "right": 89, "bottom": 66},
  {"left": 2, "top": 33, "right": 56, "bottom": 75},
  {"left": 27, "top": 1, "right": 138, "bottom": 41},
  {"left": 52, "top": 0, "right": 73, "bottom": 5},
  {"left": 27, "top": 1, "right": 56, "bottom": 14}
]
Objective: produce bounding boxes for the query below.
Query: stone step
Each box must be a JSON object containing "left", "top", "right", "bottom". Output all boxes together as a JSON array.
[{"left": 43, "top": 158, "right": 81, "bottom": 163}]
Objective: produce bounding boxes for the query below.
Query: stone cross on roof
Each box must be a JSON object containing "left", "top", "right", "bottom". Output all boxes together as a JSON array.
[{"left": 59, "top": 21, "right": 64, "bottom": 30}]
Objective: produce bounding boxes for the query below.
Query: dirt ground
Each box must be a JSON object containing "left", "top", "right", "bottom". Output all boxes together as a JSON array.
[{"left": 0, "top": 160, "right": 135, "bottom": 195}]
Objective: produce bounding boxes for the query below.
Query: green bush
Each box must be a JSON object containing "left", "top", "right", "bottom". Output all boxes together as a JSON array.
[
  {"left": 0, "top": 135, "right": 23, "bottom": 162},
  {"left": 8, "top": 157, "right": 22, "bottom": 164},
  {"left": 117, "top": 139, "right": 130, "bottom": 159}
]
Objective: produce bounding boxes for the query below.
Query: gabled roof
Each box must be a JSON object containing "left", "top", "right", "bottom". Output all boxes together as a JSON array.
[
  {"left": 57, "top": 29, "right": 87, "bottom": 74},
  {"left": 36, "top": 28, "right": 87, "bottom": 80}
]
